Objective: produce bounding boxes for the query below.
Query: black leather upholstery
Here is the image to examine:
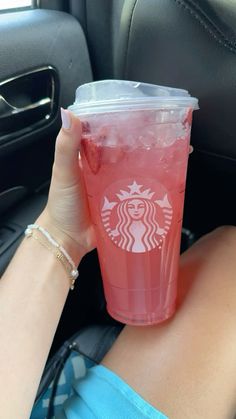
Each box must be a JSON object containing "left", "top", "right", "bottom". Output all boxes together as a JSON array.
[
  {"left": 70, "top": 0, "right": 125, "bottom": 79},
  {"left": 115, "top": 0, "right": 236, "bottom": 160},
  {"left": 112, "top": 0, "right": 236, "bottom": 233}
]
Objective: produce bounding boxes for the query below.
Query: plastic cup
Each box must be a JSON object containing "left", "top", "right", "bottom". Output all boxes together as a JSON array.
[{"left": 68, "top": 80, "right": 198, "bottom": 325}]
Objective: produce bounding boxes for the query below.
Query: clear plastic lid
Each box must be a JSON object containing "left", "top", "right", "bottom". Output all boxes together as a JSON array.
[{"left": 68, "top": 80, "right": 199, "bottom": 115}]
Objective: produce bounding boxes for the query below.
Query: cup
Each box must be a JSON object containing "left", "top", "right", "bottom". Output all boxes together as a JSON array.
[{"left": 68, "top": 80, "right": 198, "bottom": 325}]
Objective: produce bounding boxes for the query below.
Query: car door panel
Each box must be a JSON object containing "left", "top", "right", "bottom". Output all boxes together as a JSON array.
[
  {"left": 0, "top": 7, "right": 92, "bottom": 273},
  {"left": 0, "top": 193, "right": 47, "bottom": 276}
]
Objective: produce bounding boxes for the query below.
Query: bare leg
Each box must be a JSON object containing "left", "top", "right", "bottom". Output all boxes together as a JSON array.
[{"left": 102, "top": 227, "right": 236, "bottom": 419}]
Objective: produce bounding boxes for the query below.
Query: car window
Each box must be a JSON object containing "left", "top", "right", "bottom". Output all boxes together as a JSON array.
[{"left": 0, "top": 0, "right": 33, "bottom": 12}]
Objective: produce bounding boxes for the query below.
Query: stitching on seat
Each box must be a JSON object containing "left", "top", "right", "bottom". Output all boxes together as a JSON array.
[
  {"left": 123, "top": 0, "right": 138, "bottom": 77},
  {"left": 174, "top": 0, "right": 236, "bottom": 54},
  {"left": 188, "top": 0, "right": 236, "bottom": 46}
]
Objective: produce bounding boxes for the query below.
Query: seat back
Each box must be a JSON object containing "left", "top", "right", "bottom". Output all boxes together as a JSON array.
[{"left": 112, "top": 0, "right": 236, "bottom": 233}]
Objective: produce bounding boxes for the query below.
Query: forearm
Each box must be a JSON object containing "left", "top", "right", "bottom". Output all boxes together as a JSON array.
[{"left": 0, "top": 214, "right": 82, "bottom": 419}]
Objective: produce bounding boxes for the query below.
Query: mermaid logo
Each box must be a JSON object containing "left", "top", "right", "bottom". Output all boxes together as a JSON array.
[{"left": 101, "top": 180, "right": 173, "bottom": 253}]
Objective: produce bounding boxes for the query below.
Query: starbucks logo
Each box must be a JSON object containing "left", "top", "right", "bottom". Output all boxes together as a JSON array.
[{"left": 101, "top": 179, "right": 173, "bottom": 253}]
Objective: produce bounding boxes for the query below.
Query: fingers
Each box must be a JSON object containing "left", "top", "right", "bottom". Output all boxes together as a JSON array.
[{"left": 53, "top": 108, "right": 82, "bottom": 184}]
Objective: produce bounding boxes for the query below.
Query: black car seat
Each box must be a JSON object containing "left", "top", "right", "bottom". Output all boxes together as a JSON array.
[
  {"left": 60, "top": 0, "right": 236, "bottom": 356},
  {"left": 114, "top": 0, "right": 236, "bottom": 237}
]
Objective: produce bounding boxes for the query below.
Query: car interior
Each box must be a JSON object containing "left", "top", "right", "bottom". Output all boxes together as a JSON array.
[{"left": 1, "top": 0, "right": 236, "bottom": 411}]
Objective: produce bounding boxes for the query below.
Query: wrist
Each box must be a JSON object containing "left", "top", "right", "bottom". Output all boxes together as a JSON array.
[{"left": 35, "top": 210, "right": 83, "bottom": 266}]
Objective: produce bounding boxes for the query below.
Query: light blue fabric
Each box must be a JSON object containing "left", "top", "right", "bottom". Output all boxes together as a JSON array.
[
  {"left": 30, "top": 351, "right": 96, "bottom": 419},
  {"left": 58, "top": 365, "right": 168, "bottom": 419}
]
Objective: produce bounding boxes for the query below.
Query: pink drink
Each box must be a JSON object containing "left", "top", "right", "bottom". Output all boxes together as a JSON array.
[{"left": 80, "top": 108, "right": 193, "bottom": 325}]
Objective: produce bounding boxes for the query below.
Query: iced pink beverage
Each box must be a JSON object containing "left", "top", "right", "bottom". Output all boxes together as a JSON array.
[
  {"left": 80, "top": 110, "right": 192, "bottom": 324},
  {"left": 69, "top": 80, "right": 198, "bottom": 325}
]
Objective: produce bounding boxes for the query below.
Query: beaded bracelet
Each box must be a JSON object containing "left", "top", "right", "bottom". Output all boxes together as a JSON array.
[{"left": 25, "top": 224, "right": 79, "bottom": 290}]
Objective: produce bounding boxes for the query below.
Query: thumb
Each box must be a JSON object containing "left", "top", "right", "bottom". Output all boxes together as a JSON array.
[{"left": 53, "top": 108, "right": 82, "bottom": 184}]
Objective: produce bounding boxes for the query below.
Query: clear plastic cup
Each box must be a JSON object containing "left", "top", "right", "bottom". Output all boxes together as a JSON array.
[{"left": 68, "top": 80, "right": 198, "bottom": 325}]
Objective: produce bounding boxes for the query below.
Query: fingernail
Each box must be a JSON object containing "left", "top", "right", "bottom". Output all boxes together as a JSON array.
[
  {"left": 61, "top": 108, "right": 71, "bottom": 130},
  {"left": 189, "top": 145, "right": 194, "bottom": 154}
]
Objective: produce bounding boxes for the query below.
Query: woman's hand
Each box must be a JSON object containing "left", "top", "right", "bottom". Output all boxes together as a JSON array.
[{"left": 38, "top": 109, "right": 95, "bottom": 263}]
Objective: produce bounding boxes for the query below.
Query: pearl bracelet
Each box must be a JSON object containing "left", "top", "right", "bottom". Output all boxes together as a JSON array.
[{"left": 25, "top": 224, "right": 79, "bottom": 290}]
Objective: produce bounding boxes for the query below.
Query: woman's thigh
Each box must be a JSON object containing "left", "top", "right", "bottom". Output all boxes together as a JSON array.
[{"left": 102, "top": 227, "right": 236, "bottom": 419}]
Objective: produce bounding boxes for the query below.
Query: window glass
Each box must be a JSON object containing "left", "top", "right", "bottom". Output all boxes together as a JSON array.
[{"left": 0, "top": 0, "right": 32, "bottom": 11}]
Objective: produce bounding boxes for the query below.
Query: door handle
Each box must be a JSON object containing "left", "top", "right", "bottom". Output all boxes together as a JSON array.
[
  {"left": 0, "top": 95, "right": 51, "bottom": 119},
  {"left": 0, "top": 66, "right": 59, "bottom": 142}
]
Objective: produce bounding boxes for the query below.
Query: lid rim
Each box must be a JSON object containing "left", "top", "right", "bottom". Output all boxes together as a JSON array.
[
  {"left": 68, "top": 98, "right": 199, "bottom": 116},
  {"left": 69, "top": 79, "right": 199, "bottom": 116}
]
